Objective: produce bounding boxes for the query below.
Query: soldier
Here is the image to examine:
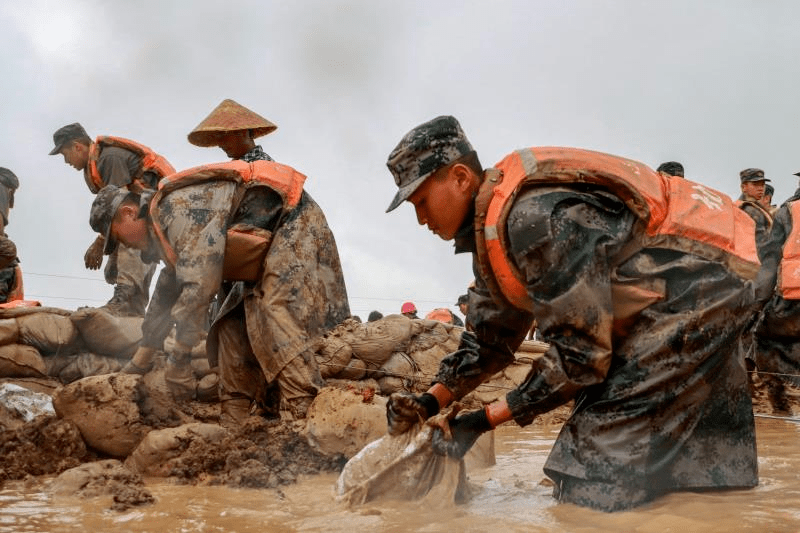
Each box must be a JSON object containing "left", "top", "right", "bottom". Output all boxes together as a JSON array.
[
  {"left": 656, "top": 161, "right": 684, "bottom": 177},
  {"left": 761, "top": 183, "right": 778, "bottom": 216},
  {"left": 737, "top": 168, "right": 774, "bottom": 257},
  {"left": 49, "top": 123, "right": 174, "bottom": 316},
  {"left": 188, "top": 99, "right": 277, "bottom": 162},
  {"left": 0, "top": 168, "right": 24, "bottom": 306},
  {"left": 384, "top": 115, "right": 761, "bottom": 511},
  {"left": 89, "top": 157, "right": 350, "bottom": 422}
]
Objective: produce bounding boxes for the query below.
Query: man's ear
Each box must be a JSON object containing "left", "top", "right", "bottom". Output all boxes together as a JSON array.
[{"left": 452, "top": 163, "right": 478, "bottom": 193}]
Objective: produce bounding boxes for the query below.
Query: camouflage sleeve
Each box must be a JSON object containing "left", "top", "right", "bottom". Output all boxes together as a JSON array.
[
  {"left": 501, "top": 187, "right": 636, "bottom": 426},
  {"left": 153, "top": 182, "right": 236, "bottom": 350},
  {"left": 96, "top": 147, "right": 137, "bottom": 188},
  {"left": 0, "top": 235, "right": 17, "bottom": 271},
  {"left": 754, "top": 204, "right": 790, "bottom": 303},
  {"left": 740, "top": 203, "right": 772, "bottom": 260},
  {"left": 140, "top": 266, "right": 179, "bottom": 350}
]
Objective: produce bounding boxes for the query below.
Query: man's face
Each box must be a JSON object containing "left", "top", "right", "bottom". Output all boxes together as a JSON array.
[
  {"left": 407, "top": 166, "right": 473, "bottom": 241},
  {"left": 458, "top": 303, "right": 468, "bottom": 315},
  {"left": 60, "top": 142, "right": 88, "bottom": 171},
  {"left": 217, "top": 131, "right": 253, "bottom": 159},
  {"left": 741, "top": 180, "right": 766, "bottom": 201},
  {"left": 110, "top": 206, "right": 150, "bottom": 251}
]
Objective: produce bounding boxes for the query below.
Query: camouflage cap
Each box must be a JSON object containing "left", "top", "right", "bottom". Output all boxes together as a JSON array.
[
  {"left": 90, "top": 185, "right": 131, "bottom": 255},
  {"left": 456, "top": 294, "right": 469, "bottom": 306},
  {"left": 764, "top": 183, "right": 775, "bottom": 196},
  {"left": 49, "top": 122, "right": 90, "bottom": 155},
  {"left": 0, "top": 168, "right": 19, "bottom": 191},
  {"left": 740, "top": 168, "right": 770, "bottom": 183},
  {"left": 385, "top": 115, "right": 475, "bottom": 212},
  {"left": 656, "top": 161, "right": 684, "bottom": 177}
]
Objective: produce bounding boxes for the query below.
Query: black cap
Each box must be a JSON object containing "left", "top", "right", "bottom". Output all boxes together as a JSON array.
[
  {"left": 89, "top": 185, "right": 131, "bottom": 254},
  {"left": 456, "top": 294, "right": 469, "bottom": 306},
  {"left": 0, "top": 168, "right": 19, "bottom": 191},
  {"left": 739, "top": 168, "right": 770, "bottom": 183},
  {"left": 656, "top": 161, "right": 684, "bottom": 177},
  {"left": 385, "top": 115, "right": 475, "bottom": 212},
  {"left": 49, "top": 123, "right": 90, "bottom": 155}
]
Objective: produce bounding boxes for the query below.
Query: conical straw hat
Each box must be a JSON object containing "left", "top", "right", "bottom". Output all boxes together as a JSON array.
[{"left": 188, "top": 99, "right": 278, "bottom": 147}]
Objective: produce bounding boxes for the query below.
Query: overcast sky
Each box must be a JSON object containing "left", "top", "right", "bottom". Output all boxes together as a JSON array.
[{"left": 1, "top": 0, "right": 799, "bottom": 318}]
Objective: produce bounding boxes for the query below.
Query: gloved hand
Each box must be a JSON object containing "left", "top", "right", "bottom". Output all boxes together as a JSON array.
[
  {"left": 84, "top": 235, "right": 105, "bottom": 270},
  {"left": 431, "top": 408, "right": 492, "bottom": 459},
  {"left": 164, "top": 347, "right": 196, "bottom": 402},
  {"left": 386, "top": 391, "right": 440, "bottom": 436},
  {"left": 120, "top": 346, "right": 156, "bottom": 375}
]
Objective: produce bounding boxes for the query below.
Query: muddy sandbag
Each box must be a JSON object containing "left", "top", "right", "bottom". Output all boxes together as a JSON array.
[
  {"left": 16, "top": 311, "right": 80, "bottom": 354},
  {"left": 346, "top": 314, "right": 416, "bottom": 366},
  {"left": 70, "top": 307, "right": 143, "bottom": 358},
  {"left": 125, "top": 423, "right": 228, "bottom": 477},
  {"left": 0, "top": 382, "right": 54, "bottom": 423},
  {"left": 376, "top": 352, "right": 417, "bottom": 395},
  {"left": 52, "top": 373, "right": 184, "bottom": 457},
  {"left": 0, "top": 317, "right": 19, "bottom": 345},
  {"left": 0, "top": 343, "right": 46, "bottom": 378},
  {"left": 335, "top": 413, "right": 469, "bottom": 506},
  {"left": 315, "top": 335, "right": 353, "bottom": 378},
  {"left": 304, "top": 386, "right": 387, "bottom": 458},
  {"left": 50, "top": 459, "right": 155, "bottom": 511}
]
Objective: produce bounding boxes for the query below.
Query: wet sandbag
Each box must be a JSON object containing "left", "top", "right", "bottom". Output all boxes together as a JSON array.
[
  {"left": 315, "top": 335, "right": 353, "bottom": 378},
  {"left": 0, "top": 318, "right": 19, "bottom": 345},
  {"left": 125, "top": 423, "right": 228, "bottom": 477},
  {"left": 16, "top": 311, "right": 80, "bottom": 354},
  {"left": 53, "top": 373, "right": 184, "bottom": 457},
  {"left": 304, "top": 386, "right": 387, "bottom": 458},
  {"left": 347, "top": 314, "right": 415, "bottom": 367},
  {"left": 0, "top": 344, "right": 46, "bottom": 378},
  {"left": 335, "top": 414, "right": 469, "bottom": 506},
  {"left": 376, "top": 352, "right": 417, "bottom": 395},
  {"left": 70, "top": 307, "right": 143, "bottom": 358}
]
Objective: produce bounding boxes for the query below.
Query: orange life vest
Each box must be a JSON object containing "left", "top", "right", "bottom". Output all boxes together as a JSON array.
[
  {"left": 475, "top": 147, "right": 760, "bottom": 311},
  {"left": 779, "top": 200, "right": 800, "bottom": 299},
  {"left": 86, "top": 136, "right": 176, "bottom": 194},
  {"left": 150, "top": 159, "right": 306, "bottom": 269},
  {"left": 0, "top": 265, "right": 39, "bottom": 308}
]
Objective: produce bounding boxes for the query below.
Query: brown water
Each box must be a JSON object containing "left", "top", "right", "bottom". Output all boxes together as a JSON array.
[{"left": 1, "top": 417, "right": 798, "bottom": 532}]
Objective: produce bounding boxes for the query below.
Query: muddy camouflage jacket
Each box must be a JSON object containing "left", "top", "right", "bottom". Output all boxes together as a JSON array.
[
  {"left": 738, "top": 193, "right": 774, "bottom": 259},
  {"left": 83, "top": 146, "right": 159, "bottom": 194},
  {"left": 439, "top": 179, "right": 760, "bottom": 510}
]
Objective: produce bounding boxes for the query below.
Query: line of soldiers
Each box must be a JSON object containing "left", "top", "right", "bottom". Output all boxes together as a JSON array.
[{"left": 36, "top": 107, "right": 800, "bottom": 512}]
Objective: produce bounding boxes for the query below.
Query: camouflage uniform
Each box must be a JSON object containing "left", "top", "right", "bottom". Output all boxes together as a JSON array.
[
  {"left": 0, "top": 169, "right": 19, "bottom": 302},
  {"left": 139, "top": 179, "right": 350, "bottom": 418},
  {"left": 436, "top": 182, "right": 759, "bottom": 512},
  {"left": 738, "top": 192, "right": 773, "bottom": 259}
]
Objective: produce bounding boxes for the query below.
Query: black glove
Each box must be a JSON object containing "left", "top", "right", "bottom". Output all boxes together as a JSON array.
[
  {"left": 386, "top": 391, "right": 440, "bottom": 436},
  {"left": 431, "top": 408, "right": 492, "bottom": 459}
]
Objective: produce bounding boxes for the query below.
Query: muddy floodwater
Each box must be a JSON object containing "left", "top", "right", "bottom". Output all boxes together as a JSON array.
[{"left": 1, "top": 417, "right": 799, "bottom": 532}]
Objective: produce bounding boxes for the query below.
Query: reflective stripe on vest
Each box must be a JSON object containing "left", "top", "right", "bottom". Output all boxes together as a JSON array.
[
  {"left": 87, "top": 136, "right": 176, "bottom": 193},
  {"left": 481, "top": 147, "right": 760, "bottom": 310},
  {"left": 779, "top": 201, "right": 800, "bottom": 299},
  {"left": 150, "top": 160, "right": 306, "bottom": 269}
]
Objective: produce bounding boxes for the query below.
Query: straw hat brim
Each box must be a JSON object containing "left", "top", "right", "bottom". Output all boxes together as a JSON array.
[{"left": 188, "top": 99, "right": 278, "bottom": 147}]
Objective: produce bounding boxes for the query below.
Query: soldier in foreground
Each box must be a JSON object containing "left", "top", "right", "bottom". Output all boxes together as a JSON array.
[
  {"left": 384, "top": 115, "right": 762, "bottom": 511},
  {"left": 49, "top": 123, "right": 174, "bottom": 316}
]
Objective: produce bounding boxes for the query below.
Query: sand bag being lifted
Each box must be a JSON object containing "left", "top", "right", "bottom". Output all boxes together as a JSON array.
[
  {"left": 70, "top": 307, "right": 143, "bottom": 358},
  {"left": 335, "top": 412, "right": 469, "bottom": 507}
]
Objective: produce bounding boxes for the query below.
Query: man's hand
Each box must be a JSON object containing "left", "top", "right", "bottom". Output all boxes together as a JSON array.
[
  {"left": 386, "top": 391, "right": 440, "bottom": 436},
  {"left": 84, "top": 235, "right": 105, "bottom": 270},
  {"left": 431, "top": 408, "right": 492, "bottom": 459}
]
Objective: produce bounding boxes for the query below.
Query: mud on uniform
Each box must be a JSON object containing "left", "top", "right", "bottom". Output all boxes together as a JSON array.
[
  {"left": 85, "top": 145, "right": 158, "bottom": 316},
  {"left": 436, "top": 154, "right": 760, "bottom": 511},
  {"left": 140, "top": 173, "right": 350, "bottom": 417}
]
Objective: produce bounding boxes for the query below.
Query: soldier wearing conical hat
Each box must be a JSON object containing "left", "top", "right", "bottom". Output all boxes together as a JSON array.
[{"left": 188, "top": 99, "right": 278, "bottom": 162}]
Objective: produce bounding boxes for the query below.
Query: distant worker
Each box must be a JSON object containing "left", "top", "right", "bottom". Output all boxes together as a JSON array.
[
  {"left": 384, "top": 115, "right": 762, "bottom": 511},
  {"left": 656, "top": 161, "right": 684, "bottom": 178},
  {"left": 400, "top": 301, "right": 419, "bottom": 319},
  {"left": 90, "top": 157, "right": 350, "bottom": 422},
  {"left": 48, "top": 123, "right": 173, "bottom": 316},
  {"left": 0, "top": 168, "right": 25, "bottom": 307},
  {"left": 425, "top": 307, "right": 463, "bottom": 326},
  {"left": 761, "top": 183, "right": 778, "bottom": 216},
  {"left": 367, "top": 310, "right": 384, "bottom": 322},
  {"left": 737, "top": 168, "right": 773, "bottom": 257},
  {"left": 456, "top": 293, "right": 472, "bottom": 331},
  {"left": 188, "top": 98, "right": 277, "bottom": 162}
]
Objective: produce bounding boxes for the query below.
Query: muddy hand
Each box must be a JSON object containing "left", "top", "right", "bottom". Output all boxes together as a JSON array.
[
  {"left": 386, "top": 391, "right": 439, "bottom": 436},
  {"left": 431, "top": 408, "right": 491, "bottom": 459},
  {"left": 84, "top": 235, "right": 105, "bottom": 270}
]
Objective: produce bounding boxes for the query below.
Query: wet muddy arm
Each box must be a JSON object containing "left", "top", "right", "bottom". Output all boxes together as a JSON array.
[{"left": 140, "top": 267, "right": 179, "bottom": 350}]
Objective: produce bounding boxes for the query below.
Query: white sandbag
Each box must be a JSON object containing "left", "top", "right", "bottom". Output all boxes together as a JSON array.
[
  {"left": 16, "top": 312, "right": 80, "bottom": 354},
  {"left": 0, "top": 343, "right": 46, "bottom": 378},
  {"left": 125, "top": 423, "right": 228, "bottom": 477},
  {"left": 70, "top": 307, "right": 143, "bottom": 358},
  {"left": 335, "top": 413, "right": 469, "bottom": 507}
]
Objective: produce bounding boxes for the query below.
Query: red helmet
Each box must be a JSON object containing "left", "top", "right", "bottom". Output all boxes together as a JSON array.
[{"left": 401, "top": 301, "right": 417, "bottom": 314}]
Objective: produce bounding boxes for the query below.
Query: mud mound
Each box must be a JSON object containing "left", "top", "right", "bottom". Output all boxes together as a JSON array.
[
  {"left": 50, "top": 459, "right": 154, "bottom": 511},
  {"left": 0, "top": 415, "right": 90, "bottom": 482},
  {"left": 167, "top": 417, "right": 347, "bottom": 488}
]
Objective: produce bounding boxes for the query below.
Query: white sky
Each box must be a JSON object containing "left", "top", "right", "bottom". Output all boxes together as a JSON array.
[{"left": 1, "top": 0, "right": 799, "bottom": 318}]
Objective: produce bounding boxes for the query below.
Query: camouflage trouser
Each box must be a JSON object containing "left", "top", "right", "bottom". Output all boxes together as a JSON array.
[
  {"left": 212, "top": 302, "right": 323, "bottom": 418},
  {"left": 104, "top": 243, "right": 156, "bottom": 317}
]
